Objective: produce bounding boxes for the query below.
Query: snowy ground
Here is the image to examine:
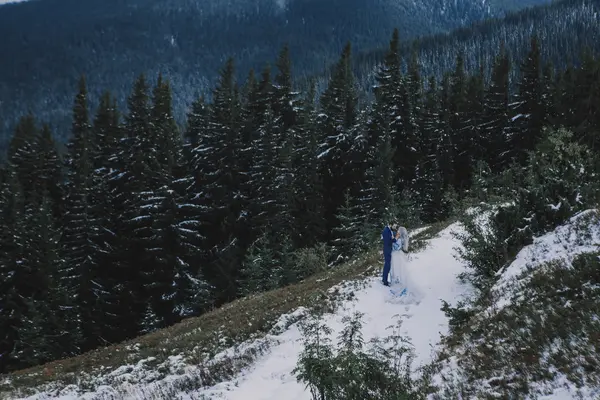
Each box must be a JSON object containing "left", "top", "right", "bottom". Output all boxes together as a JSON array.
[
  {"left": 195, "top": 223, "right": 472, "bottom": 399},
  {"left": 437, "top": 209, "right": 600, "bottom": 400},
  {"left": 13, "top": 212, "right": 599, "bottom": 399}
]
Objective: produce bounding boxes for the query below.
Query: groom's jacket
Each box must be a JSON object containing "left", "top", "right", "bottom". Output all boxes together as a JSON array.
[{"left": 381, "top": 226, "right": 396, "bottom": 255}]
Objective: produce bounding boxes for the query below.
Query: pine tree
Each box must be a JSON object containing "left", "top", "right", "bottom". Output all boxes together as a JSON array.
[
  {"left": 145, "top": 185, "right": 212, "bottom": 328},
  {"left": 292, "top": 81, "right": 326, "bottom": 248},
  {"left": 272, "top": 44, "right": 298, "bottom": 131},
  {"left": 184, "top": 94, "right": 209, "bottom": 157},
  {"left": 238, "top": 233, "right": 275, "bottom": 296},
  {"left": 397, "top": 47, "right": 422, "bottom": 189},
  {"left": 331, "top": 190, "right": 365, "bottom": 264},
  {"left": 110, "top": 73, "right": 154, "bottom": 339},
  {"left": 60, "top": 75, "right": 102, "bottom": 351},
  {"left": 359, "top": 104, "right": 395, "bottom": 229},
  {"left": 437, "top": 72, "right": 455, "bottom": 192},
  {"left": 33, "top": 124, "right": 64, "bottom": 222},
  {"left": 449, "top": 52, "right": 471, "bottom": 194},
  {"left": 196, "top": 58, "right": 245, "bottom": 304},
  {"left": 12, "top": 195, "right": 78, "bottom": 366},
  {"left": 8, "top": 113, "right": 38, "bottom": 202},
  {"left": 318, "top": 43, "right": 359, "bottom": 242},
  {"left": 89, "top": 91, "right": 124, "bottom": 345},
  {"left": 417, "top": 76, "right": 447, "bottom": 222},
  {"left": 246, "top": 66, "right": 277, "bottom": 237},
  {"left": 151, "top": 73, "right": 180, "bottom": 175},
  {"left": 0, "top": 168, "right": 27, "bottom": 373},
  {"left": 511, "top": 35, "right": 543, "bottom": 164},
  {"left": 482, "top": 45, "right": 511, "bottom": 170}
]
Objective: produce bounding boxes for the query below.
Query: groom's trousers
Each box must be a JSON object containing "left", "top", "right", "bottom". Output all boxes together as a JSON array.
[{"left": 382, "top": 251, "right": 391, "bottom": 284}]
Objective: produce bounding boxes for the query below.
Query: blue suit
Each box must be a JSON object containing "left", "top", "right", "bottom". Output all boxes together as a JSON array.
[{"left": 381, "top": 226, "right": 396, "bottom": 285}]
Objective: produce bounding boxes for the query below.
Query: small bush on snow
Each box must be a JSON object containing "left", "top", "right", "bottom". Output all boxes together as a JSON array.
[{"left": 293, "top": 311, "right": 432, "bottom": 400}]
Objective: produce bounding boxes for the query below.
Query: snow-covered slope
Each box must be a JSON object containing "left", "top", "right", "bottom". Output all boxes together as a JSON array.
[
  {"left": 10, "top": 210, "right": 600, "bottom": 399},
  {"left": 198, "top": 223, "right": 471, "bottom": 399},
  {"left": 436, "top": 209, "right": 600, "bottom": 399},
  {"left": 10, "top": 222, "right": 471, "bottom": 400}
]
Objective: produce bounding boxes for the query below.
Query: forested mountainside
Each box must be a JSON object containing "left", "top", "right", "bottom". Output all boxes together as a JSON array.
[
  {"left": 354, "top": 0, "right": 600, "bottom": 89},
  {"left": 0, "top": 0, "right": 551, "bottom": 152},
  {"left": 1, "top": 0, "right": 599, "bottom": 379}
]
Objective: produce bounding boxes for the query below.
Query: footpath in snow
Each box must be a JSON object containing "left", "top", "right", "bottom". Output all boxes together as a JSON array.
[{"left": 197, "top": 223, "right": 472, "bottom": 400}]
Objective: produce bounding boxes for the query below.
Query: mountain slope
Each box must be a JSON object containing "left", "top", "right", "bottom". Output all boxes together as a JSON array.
[
  {"left": 2, "top": 208, "right": 599, "bottom": 399},
  {"left": 0, "top": 0, "right": 550, "bottom": 152},
  {"left": 198, "top": 224, "right": 471, "bottom": 399}
]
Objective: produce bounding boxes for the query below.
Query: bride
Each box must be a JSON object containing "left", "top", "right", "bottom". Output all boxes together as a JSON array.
[{"left": 388, "top": 226, "right": 424, "bottom": 302}]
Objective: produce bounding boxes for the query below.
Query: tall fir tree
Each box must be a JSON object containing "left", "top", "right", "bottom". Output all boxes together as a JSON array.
[
  {"left": 291, "top": 81, "right": 325, "bottom": 248},
  {"left": 449, "top": 52, "right": 472, "bottom": 194},
  {"left": 318, "top": 42, "right": 359, "bottom": 243},
  {"left": 8, "top": 113, "right": 38, "bottom": 202},
  {"left": 0, "top": 168, "right": 27, "bottom": 373},
  {"left": 511, "top": 35, "right": 543, "bottom": 164},
  {"left": 60, "top": 75, "right": 101, "bottom": 351},
  {"left": 196, "top": 58, "right": 245, "bottom": 304},
  {"left": 482, "top": 45, "right": 511, "bottom": 170}
]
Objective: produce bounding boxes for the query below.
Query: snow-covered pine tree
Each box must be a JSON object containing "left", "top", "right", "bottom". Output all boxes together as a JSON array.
[
  {"left": 272, "top": 44, "right": 299, "bottom": 131},
  {"left": 397, "top": 47, "right": 422, "bottom": 189},
  {"left": 60, "top": 75, "right": 104, "bottom": 351},
  {"left": 0, "top": 168, "right": 27, "bottom": 373},
  {"left": 238, "top": 233, "right": 275, "bottom": 296},
  {"left": 291, "top": 81, "right": 326, "bottom": 248},
  {"left": 373, "top": 29, "right": 403, "bottom": 185},
  {"left": 140, "top": 76, "right": 213, "bottom": 329},
  {"left": 331, "top": 189, "right": 365, "bottom": 264},
  {"left": 151, "top": 73, "right": 180, "bottom": 175},
  {"left": 437, "top": 72, "right": 456, "bottom": 193},
  {"left": 145, "top": 185, "right": 212, "bottom": 327},
  {"left": 415, "top": 76, "right": 446, "bottom": 222},
  {"left": 33, "top": 124, "right": 64, "bottom": 223},
  {"left": 248, "top": 68, "right": 279, "bottom": 235},
  {"left": 359, "top": 101, "right": 395, "bottom": 232},
  {"left": 481, "top": 45, "right": 511, "bottom": 170},
  {"left": 12, "top": 194, "right": 78, "bottom": 367},
  {"left": 449, "top": 52, "right": 472, "bottom": 194},
  {"left": 510, "top": 35, "right": 543, "bottom": 164},
  {"left": 111, "top": 73, "right": 154, "bottom": 338},
  {"left": 318, "top": 42, "right": 359, "bottom": 243},
  {"left": 457, "top": 65, "right": 485, "bottom": 198},
  {"left": 8, "top": 114, "right": 38, "bottom": 202},
  {"left": 197, "top": 58, "right": 245, "bottom": 304},
  {"left": 89, "top": 90, "right": 126, "bottom": 345}
]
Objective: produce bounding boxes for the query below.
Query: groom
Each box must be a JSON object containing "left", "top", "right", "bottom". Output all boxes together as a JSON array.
[{"left": 381, "top": 222, "right": 398, "bottom": 286}]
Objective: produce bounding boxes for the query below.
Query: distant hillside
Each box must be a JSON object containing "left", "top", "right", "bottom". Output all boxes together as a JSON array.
[
  {"left": 353, "top": 0, "right": 600, "bottom": 92},
  {"left": 0, "top": 0, "right": 550, "bottom": 151}
]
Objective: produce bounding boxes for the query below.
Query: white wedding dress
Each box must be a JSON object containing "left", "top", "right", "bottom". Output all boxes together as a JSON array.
[{"left": 388, "top": 227, "right": 424, "bottom": 304}]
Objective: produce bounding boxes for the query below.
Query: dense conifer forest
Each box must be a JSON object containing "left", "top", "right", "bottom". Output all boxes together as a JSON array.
[
  {"left": 0, "top": 0, "right": 556, "bottom": 152},
  {"left": 1, "top": 0, "right": 600, "bottom": 378}
]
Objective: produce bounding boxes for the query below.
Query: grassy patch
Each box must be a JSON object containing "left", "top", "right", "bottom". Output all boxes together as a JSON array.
[{"left": 434, "top": 251, "right": 600, "bottom": 399}]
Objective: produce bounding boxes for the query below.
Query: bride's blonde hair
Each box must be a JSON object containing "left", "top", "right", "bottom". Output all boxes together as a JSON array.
[{"left": 398, "top": 226, "right": 409, "bottom": 252}]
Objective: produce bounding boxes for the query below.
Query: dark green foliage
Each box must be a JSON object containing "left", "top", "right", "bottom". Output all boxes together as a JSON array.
[
  {"left": 293, "top": 312, "right": 430, "bottom": 400},
  {"left": 238, "top": 234, "right": 277, "bottom": 297},
  {"left": 459, "top": 126, "right": 599, "bottom": 291}
]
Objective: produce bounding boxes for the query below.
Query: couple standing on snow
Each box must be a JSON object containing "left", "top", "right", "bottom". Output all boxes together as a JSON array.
[{"left": 381, "top": 222, "right": 424, "bottom": 301}]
